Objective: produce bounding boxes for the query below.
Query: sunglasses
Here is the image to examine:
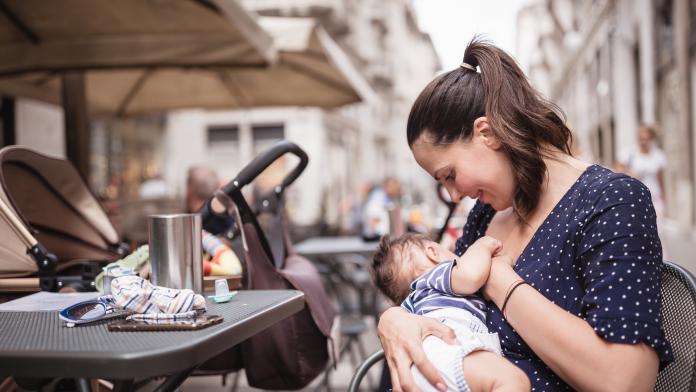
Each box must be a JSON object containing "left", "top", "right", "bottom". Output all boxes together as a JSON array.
[{"left": 59, "top": 295, "right": 132, "bottom": 327}]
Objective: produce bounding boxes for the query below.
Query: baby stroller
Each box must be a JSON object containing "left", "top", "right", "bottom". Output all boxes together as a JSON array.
[
  {"left": 0, "top": 146, "right": 127, "bottom": 294},
  {"left": 198, "top": 140, "right": 336, "bottom": 390}
]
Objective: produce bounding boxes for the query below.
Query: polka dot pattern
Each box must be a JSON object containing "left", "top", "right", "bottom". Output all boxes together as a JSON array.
[{"left": 454, "top": 165, "right": 673, "bottom": 391}]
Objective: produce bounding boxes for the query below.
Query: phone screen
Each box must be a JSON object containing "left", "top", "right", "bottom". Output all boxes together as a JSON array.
[{"left": 108, "top": 315, "right": 223, "bottom": 331}]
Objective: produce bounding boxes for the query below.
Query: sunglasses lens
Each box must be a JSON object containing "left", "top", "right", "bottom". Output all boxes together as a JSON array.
[{"left": 67, "top": 302, "right": 105, "bottom": 320}]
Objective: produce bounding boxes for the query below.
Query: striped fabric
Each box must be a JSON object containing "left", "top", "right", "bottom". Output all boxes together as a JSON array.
[
  {"left": 202, "top": 230, "right": 226, "bottom": 256},
  {"left": 401, "top": 260, "right": 487, "bottom": 323},
  {"left": 111, "top": 275, "right": 206, "bottom": 319}
]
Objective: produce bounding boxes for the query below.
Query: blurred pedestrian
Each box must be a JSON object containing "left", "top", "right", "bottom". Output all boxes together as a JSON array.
[
  {"left": 185, "top": 166, "right": 220, "bottom": 213},
  {"left": 616, "top": 125, "right": 666, "bottom": 220},
  {"left": 185, "top": 165, "right": 242, "bottom": 273},
  {"left": 138, "top": 173, "right": 168, "bottom": 200},
  {"left": 361, "top": 177, "right": 404, "bottom": 240}
]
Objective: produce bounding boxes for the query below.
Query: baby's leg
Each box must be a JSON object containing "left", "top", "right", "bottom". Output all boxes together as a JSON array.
[
  {"left": 410, "top": 335, "right": 465, "bottom": 391},
  {"left": 463, "top": 350, "right": 530, "bottom": 392},
  {"left": 410, "top": 337, "right": 530, "bottom": 392}
]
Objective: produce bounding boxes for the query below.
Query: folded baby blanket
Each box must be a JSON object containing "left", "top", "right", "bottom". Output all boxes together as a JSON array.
[{"left": 111, "top": 275, "right": 206, "bottom": 320}]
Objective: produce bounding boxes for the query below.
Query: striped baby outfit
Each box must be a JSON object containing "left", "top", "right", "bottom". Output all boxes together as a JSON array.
[
  {"left": 111, "top": 275, "right": 206, "bottom": 320},
  {"left": 401, "top": 260, "right": 487, "bottom": 322}
]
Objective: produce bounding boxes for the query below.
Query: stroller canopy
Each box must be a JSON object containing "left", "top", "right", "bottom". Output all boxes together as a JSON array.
[{"left": 0, "top": 146, "right": 121, "bottom": 278}]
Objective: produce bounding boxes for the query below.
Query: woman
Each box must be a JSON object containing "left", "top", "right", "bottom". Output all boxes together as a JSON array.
[
  {"left": 378, "top": 38, "right": 672, "bottom": 391},
  {"left": 616, "top": 125, "right": 667, "bottom": 222}
]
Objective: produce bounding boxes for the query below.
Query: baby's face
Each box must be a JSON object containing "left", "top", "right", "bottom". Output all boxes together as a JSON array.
[
  {"left": 404, "top": 240, "right": 458, "bottom": 281},
  {"left": 433, "top": 241, "right": 458, "bottom": 261}
]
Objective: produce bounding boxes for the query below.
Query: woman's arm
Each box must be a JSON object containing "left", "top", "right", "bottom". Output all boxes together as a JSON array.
[
  {"left": 377, "top": 307, "right": 457, "bottom": 392},
  {"left": 485, "top": 259, "right": 659, "bottom": 392}
]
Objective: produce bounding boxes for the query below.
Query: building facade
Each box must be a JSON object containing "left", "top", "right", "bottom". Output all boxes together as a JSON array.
[
  {"left": 517, "top": 0, "right": 696, "bottom": 235},
  {"left": 163, "top": 0, "right": 441, "bottom": 229}
]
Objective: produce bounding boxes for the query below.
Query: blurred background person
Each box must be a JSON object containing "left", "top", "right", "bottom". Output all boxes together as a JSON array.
[
  {"left": 185, "top": 166, "right": 221, "bottom": 213},
  {"left": 616, "top": 125, "right": 667, "bottom": 222},
  {"left": 361, "top": 177, "right": 404, "bottom": 240},
  {"left": 186, "top": 165, "right": 236, "bottom": 236},
  {"left": 138, "top": 172, "right": 168, "bottom": 200}
]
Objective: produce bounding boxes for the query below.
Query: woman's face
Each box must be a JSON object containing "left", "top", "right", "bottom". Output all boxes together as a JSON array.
[
  {"left": 638, "top": 128, "right": 654, "bottom": 150},
  {"left": 411, "top": 117, "right": 515, "bottom": 211}
]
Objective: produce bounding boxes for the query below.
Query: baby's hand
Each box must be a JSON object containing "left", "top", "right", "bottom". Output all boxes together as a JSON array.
[{"left": 468, "top": 235, "right": 503, "bottom": 257}]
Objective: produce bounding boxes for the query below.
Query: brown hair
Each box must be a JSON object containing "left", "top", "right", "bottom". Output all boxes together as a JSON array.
[
  {"left": 370, "top": 233, "right": 431, "bottom": 304},
  {"left": 638, "top": 124, "right": 658, "bottom": 140},
  {"left": 407, "top": 37, "right": 573, "bottom": 218}
]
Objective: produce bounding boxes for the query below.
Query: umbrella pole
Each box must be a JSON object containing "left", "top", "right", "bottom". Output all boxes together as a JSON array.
[
  {"left": 62, "top": 72, "right": 90, "bottom": 182},
  {"left": 1, "top": 96, "right": 15, "bottom": 146}
]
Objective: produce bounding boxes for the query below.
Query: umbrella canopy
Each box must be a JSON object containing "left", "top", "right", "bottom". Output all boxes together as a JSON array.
[
  {"left": 0, "top": 0, "right": 276, "bottom": 74},
  {"left": 0, "top": 0, "right": 277, "bottom": 178},
  {"left": 0, "top": 17, "right": 377, "bottom": 115}
]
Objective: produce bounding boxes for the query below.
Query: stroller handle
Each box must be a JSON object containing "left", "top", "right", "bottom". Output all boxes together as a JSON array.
[
  {"left": 437, "top": 183, "right": 457, "bottom": 207},
  {"left": 436, "top": 183, "right": 458, "bottom": 242},
  {"left": 221, "top": 140, "right": 309, "bottom": 195}
]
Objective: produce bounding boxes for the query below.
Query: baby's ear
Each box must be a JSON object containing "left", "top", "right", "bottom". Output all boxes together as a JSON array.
[{"left": 425, "top": 243, "right": 440, "bottom": 263}]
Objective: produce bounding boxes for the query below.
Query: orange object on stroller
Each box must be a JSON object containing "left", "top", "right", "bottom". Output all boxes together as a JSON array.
[{"left": 0, "top": 146, "right": 127, "bottom": 292}]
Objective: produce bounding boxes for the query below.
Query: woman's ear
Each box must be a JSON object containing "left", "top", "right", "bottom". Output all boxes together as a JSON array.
[{"left": 473, "top": 116, "right": 502, "bottom": 150}]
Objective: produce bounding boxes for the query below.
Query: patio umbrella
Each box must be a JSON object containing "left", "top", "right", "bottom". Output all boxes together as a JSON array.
[
  {"left": 0, "top": 0, "right": 277, "bottom": 178},
  {"left": 0, "top": 17, "right": 376, "bottom": 115},
  {"left": 0, "top": 0, "right": 275, "bottom": 74}
]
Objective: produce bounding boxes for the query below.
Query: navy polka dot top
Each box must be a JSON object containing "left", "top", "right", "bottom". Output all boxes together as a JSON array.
[{"left": 455, "top": 164, "right": 673, "bottom": 391}]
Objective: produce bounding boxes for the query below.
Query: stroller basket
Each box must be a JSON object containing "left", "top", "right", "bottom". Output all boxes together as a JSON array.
[{"left": 0, "top": 146, "right": 125, "bottom": 291}]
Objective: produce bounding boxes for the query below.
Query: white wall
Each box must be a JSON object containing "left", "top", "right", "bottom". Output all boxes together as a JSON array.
[
  {"left": 16, "top": 99, "right": 65, "bottom": 158},
  {"left": 164, "top": 107, "right": 328, "bottom": 225}
]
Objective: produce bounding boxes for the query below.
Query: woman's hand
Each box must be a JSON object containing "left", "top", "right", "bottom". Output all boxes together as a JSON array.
[
  {"left": 481, "top": 254, "right": 520, "bottom": 307},
  {"left": 377, "top": 307, "right": 456, "bottom": 392}
]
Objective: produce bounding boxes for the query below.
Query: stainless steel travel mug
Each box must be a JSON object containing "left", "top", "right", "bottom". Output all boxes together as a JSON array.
[{"left": 148, "top": 213, "right": 202, "bottom": 293}]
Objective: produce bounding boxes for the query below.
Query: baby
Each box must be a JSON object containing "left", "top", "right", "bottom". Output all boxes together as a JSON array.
[{"left": 371, "top": 233, "right": 530, "bottom": 392}]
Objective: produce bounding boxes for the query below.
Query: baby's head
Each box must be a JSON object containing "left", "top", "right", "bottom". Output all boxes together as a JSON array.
[{"left": 371, "top": 233, "right": 456, "bottom": 304}]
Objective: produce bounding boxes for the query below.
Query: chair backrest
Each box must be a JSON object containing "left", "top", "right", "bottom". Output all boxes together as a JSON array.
[
  {"left": 348, "top": 349, "right": 385, "bottom": 392},
  {"left": 349, "top": 261, "right": 696, "bottom": 392},
  {"left": 654, "top": 260, "right": 696, "bottom": 391}
]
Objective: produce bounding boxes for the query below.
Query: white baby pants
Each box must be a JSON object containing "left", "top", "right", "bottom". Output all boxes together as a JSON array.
[{"left": 411, "top": 308, "right": 502, "bottom": 392}]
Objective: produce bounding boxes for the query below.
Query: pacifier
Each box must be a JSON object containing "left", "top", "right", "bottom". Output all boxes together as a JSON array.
[{"left": 207, "top": 279, "right": 237, "bottom": 303}]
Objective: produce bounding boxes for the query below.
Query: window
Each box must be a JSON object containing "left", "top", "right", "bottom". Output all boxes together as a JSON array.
[
  {"left": 207, "top": 125, "right": 239, "bottom": 147},
  {"left": 252, "top": 124, "right": 284, "bottom": 155}
]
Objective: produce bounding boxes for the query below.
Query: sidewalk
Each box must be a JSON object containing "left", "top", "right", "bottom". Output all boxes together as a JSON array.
[{"left": 661, "top": 220, "right": 696, "bottom": 276}]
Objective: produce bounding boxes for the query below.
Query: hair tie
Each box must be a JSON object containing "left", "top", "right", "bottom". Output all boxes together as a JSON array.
[{"left": 459, "top": 62, "right": 477, "bottom": 72}]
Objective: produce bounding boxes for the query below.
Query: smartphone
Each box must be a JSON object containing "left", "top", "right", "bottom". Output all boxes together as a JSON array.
[{"left": 108, "top": 315, "right": 223, "bottom": 332}]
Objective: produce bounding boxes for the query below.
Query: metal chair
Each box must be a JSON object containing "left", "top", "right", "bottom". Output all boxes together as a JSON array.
[
  {"left": 349, "top": 260, "right": 696, "bottom": 392},
  {"left": 348, "top": 349, "right": 385, "bottom": 392},
  {"left": 654, "top": 260, "right": 696, "bottom": 391}
]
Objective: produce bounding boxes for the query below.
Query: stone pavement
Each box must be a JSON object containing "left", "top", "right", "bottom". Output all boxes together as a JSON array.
[{"left": 661, "top": 220, "right": 696, "bottom": 276}]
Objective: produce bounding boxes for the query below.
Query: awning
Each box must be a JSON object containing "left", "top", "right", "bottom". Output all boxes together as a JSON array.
[
  {"left": 0, "top": 0, "right": 276, "bottom": 74},
  {"left": 0, "top": 17, "right": 377, "bottom": 114}
]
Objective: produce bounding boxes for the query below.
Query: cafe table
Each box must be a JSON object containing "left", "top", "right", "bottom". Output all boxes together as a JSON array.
[
  {"left": 0, "top": 289, "right": 304, "bottom": 392},
  {"left": 295, "top": 236, "right": 380, "bottom": 319},
  {"left": 294, "top": 236, "right": 379, "bottom": 258}
]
